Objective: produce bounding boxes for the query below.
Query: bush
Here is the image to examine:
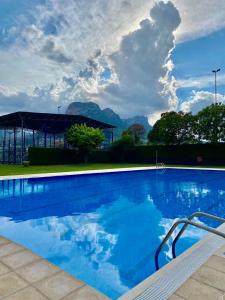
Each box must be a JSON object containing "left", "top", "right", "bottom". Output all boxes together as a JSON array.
[{"left": 28, "top": 147, "right": 82, "bottom": 165}]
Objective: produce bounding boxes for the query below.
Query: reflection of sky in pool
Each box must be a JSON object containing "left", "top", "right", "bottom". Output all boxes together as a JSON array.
[{"left": 0, "top": 169, "right": 224, "bottom": 299}]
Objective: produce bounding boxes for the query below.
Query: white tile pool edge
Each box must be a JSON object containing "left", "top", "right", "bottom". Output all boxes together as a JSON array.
[
  {"left": 118, "top": 223, "right": 225, "bottom": 300},
  {"left": 0, "top": 166, "right": 157, "bottom": 180},
  {"left": 1, "top": 165, "right": 225, "bottom": 181}
]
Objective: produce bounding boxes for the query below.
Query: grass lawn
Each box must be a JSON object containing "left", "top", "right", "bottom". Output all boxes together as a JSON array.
[
  {"left": 0, "top": 163, "right": 153, "bottom": 176},
  {"left": 0, "top": 163, "right": 224, "bottom": 176}
]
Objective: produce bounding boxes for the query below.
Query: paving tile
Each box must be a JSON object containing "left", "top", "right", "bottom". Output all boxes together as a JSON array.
[
  {"left": 16, "top": 259, "right": 59, "bottom": 283},
  {"left": 192, "top": 265, "right": 225, "bottom": 292},
  {"left": 34, "top": 271, "right": 84, "bottom": 300},
  {"left": 4, "top": 286, "right": 48, "bottom": 300},
  {"left": 0, "top": 272, "right": 28, "bottom": 298},
  {"left": 176, "top": 277, "right": 224, "bottom": 300},
  {"left": 0, "top": 243, "right": 23, "bottom": 258},
  {"left": 167, "top": 294, "right": 185, "bottom": 300},
  {"left": 205, "top": 255, "right": 225, "bottom": 274},
  {"left": 215, "top": 244, "right": 225, "bottom": 259},
  {"left": 63, "top": 285, "right": 109, "bottom": 300},
  {"left": 1, "top": 250, "right": 40, "bottom": 270},
  {"left": 0, "top": 262, "right": 10, "bottom": 276},
  {"left": 0, "top": 237, "right": 10, "bottom": 246}
]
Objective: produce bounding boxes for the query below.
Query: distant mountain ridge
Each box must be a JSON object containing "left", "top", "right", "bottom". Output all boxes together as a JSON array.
[{"left": 66, "top": 102, "right": 151, "bottom": 137}]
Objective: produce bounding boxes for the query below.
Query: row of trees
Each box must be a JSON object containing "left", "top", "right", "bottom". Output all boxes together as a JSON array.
[
  {"left": 65, "top": 104, "right": 225, "bottom": 162},
  {"left": 148, "top": 104, "right": 225, "bottom": 145}
]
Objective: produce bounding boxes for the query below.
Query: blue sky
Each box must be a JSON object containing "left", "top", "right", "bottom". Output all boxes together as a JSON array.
[{"left": 0, "top": 0, "right": 225, "bottom": 123}]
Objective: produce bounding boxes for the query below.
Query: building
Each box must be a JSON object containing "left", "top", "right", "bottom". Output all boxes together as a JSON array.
[{"left": 0, "top": 111, "right": 115, "bottom": 164}]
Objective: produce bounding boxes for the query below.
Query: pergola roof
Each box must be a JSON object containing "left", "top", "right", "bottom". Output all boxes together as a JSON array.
[{"left": 0, "top": 111, "right": 115, "bottom": 134}]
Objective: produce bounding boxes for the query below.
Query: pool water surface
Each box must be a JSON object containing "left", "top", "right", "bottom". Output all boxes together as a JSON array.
[{"left": 0, "top": 168, "right": 224, "bottom": 299}]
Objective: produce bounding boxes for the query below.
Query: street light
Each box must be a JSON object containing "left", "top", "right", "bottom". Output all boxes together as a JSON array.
[{"left": 212, "top": 68, "right": 220, "bottom": 104}]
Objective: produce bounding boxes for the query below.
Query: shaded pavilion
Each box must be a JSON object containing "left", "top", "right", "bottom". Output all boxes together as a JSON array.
[{"left": 0, "top": 111, "right": 115, "bottom": 164}]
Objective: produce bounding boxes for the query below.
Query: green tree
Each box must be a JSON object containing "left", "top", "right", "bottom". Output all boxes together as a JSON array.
[
  {"left": 195, "top": 103, "right": 225, "bottom": 143},
  {"left": 66, "top": 124, "right": 105, "bottom": 162},
  {"left": 126, "top": 123, "right": 145, "bottom": 144},
  {"left": 148, "top": 111, "right": 195, "bottom": 145},
  {"left": 111, "top": 133, "right": 135, "bottom": 161}
]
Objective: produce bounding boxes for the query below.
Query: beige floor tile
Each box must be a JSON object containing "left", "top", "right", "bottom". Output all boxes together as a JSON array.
[
  {"left": 0, "top": 272, "right": 28, "bottom": 298},
  {"left": 34, "top": 271, "right": 84, "bottom": 300},
  {"left": 0, "top": 262, "right": 10, "bottom": 276},
  {"left": 176, "top": 277, "right": 224, "bottom": 300},
  {"left": 0, "top": 243, "right": 23, "bottom": 258},
  {"left": 1, "top": 250, "right": 40, "bottom": 270},
  {"left": 0, "top": 237, "right": 10, "bottom": 246},
  {"left": 63, "top": 285, "right": 109, "bottom": 300},
  {"left": 215, "top": 245, "right": 225, "bottom": 259},
  {"left": 167, "top": 294, "right": 184, "bottom": 300},
  {"left": 16, "top": 259, "right": 59, "bottom": 283},
  {"left": 192, "top": 265, "right": 225, "bottom": 292},
  {"left": 205, "top": 255, "right": 225, "bottom": 274},
  {"left": 4, "top": 286, "right": 48, "bottom": 300}
]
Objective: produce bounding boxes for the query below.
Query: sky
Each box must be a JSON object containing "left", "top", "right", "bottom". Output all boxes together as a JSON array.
[{"left": 0, "top": 0, "right": 225, "bottom": 124}]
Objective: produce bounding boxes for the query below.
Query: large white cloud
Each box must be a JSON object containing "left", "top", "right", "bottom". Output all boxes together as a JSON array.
[
  {"left": 180, "top": 91, "right": 225, "bottom": 114},
  {"left": 1, "top": 0, "right": 225, "bottom": 120},
  {"left": 96, "top": 1, "right": 181, "bottom": 121}
]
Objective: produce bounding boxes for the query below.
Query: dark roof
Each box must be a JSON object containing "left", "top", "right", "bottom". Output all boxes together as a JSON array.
[{"left": 0, "top": 111, "right": 115, "bottom": 134}]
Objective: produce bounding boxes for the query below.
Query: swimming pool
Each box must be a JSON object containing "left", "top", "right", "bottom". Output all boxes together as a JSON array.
[{"left": 0, "top": 168, "right": 224, "bottom": 299}]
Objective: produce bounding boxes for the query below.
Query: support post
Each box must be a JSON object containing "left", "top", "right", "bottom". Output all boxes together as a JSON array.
[
  {"left": 21, "top": 119, "right": 24, "bottom": 164},
  {"left": 8, "top": 139, "right": 11, "bottom": 163},
  {"left": 32, "top": 130, "right": 35, "bottom": 147},
  {"left": 13, "top": 128, "right": 16, "bottom": 163},
  {"left": 44, "top": 132, "right": 47, "bottom": 148}
]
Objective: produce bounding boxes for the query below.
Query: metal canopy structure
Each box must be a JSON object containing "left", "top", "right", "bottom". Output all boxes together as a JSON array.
[
  {"left": 0, "top": 111, "right": 115, "bottom": 133},
  {"left": 0, "top": 111, "right": 115, "bottom": 164}
]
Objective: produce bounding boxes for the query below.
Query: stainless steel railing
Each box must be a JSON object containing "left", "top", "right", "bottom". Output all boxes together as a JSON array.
[{"left": 155, "top": 212, "right": 225, "bottom": 270}]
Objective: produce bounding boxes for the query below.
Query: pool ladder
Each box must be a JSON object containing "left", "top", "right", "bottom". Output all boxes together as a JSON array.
[{"left": 155, "top": 212, "right": 225, "bottom": 270}]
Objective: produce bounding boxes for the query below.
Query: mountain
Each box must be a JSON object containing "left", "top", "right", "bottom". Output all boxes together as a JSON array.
[{"left": 66, "top": 101, "right": 151, "bottom": 138}]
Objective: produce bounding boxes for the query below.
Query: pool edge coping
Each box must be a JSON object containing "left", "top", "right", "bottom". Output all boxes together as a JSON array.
[
  {"left": 1, "top": 165, "right": 225, "bottom": 181},
  {"left": 0, "top": 166, "right": 157, "bottom": 180}
]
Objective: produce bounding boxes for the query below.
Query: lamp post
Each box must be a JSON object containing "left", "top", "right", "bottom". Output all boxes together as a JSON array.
[{"left": 212, "top": 69, "right": 220, "bottom": 104}]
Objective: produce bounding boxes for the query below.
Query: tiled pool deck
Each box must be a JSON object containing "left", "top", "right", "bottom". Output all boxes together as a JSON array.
[
  {"left": 169, "top": 244, "right": 225, "bottom": 300},
  {"left": 0, "top": 236, "right": 109, "bottom": 300}
]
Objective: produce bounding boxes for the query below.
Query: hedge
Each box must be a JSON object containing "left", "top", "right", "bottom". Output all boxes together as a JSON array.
[
  {"left": 28, "top": 144, "right": 225, "bottom": 166},
  {"left": 28, "top": 147, "right": 82, "bottom": 165}
]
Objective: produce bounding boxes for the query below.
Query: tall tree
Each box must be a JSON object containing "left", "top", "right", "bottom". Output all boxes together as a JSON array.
[
  {"left": 66, "top": 124, "right": 105, "bottom": 162},
  {"left": 126, "top": 123, "right": 145, "bottom": 143},
  {"left": 195, "top": 103, "right": 225, "bottom": 143},
  {"left": 148, "top": 111, "right": 195, "bottom": 145}
]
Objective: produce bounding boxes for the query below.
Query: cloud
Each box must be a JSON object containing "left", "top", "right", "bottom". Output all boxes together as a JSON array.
[
  {"left": 1, "top": 0, "right": 225, "bottom": 120},
  {"left": 94, "top": 1, "right": 181, "bottom": 122},
  {"left": 177, "top": 74, "right": 225, "bottom": 89},
  {"left": 173, "top": 0, "right": 225, "bottom": 42},
  {"left": 180, "top": 91, "right": 225, "bottom": 114}
]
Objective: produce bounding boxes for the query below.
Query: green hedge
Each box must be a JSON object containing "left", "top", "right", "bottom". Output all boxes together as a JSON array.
[
  {"left": 28, "top": 147, "right": 82, "bottom": 165},
  {"left": 29, "top": 144, "right": 225, "bottom": 166},
  {"left": 125, "top": 144, "right": 225, "bottom": 165}
]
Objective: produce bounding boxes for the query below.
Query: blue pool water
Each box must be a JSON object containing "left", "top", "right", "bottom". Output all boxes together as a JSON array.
[{"left": 0, "top": 168, "right": 225, "bottom": 299}]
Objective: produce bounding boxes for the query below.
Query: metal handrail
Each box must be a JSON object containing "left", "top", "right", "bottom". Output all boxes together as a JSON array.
[
  {"left": 155, "top": 218, "right": 225, "bottom": 270},
  {"left": 172, "top": 212, "right": 225, "bottom": 258}
]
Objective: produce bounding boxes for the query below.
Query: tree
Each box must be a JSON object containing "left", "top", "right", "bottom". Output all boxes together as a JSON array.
[
  {"left": 111, "top": 133, "right": 135, "bottom": 161},
  {"left": 126, "top": 123, "right": 145, "bottom": 144},
  {"left": 66, "top": 124, "right": 105, "bottom": 162},
  {"left": 148, "top": 111, "right": 195, "bottom": 145},
  {"left": 195, "top": 103, "right": 225, "bottom": 143}
]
